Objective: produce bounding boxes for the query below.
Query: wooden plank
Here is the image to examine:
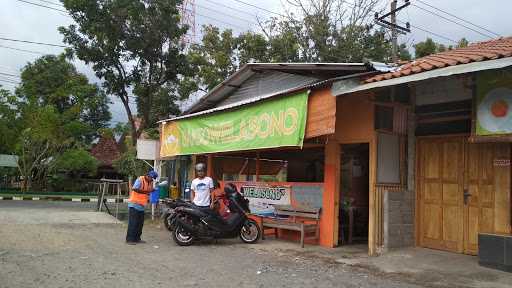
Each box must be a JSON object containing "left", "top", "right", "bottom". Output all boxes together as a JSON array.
[
  {"left": 368, "top": 136, "right": 378, "bottom": 255},
  {"left": 305, "top": 87, "right": 336, "bottom": 139},
  {"left": 493, "top": 143, "right": 511, "bottom": 234}
]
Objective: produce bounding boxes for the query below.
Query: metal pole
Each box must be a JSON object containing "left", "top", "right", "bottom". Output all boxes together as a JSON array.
[
  {"left": 391, "top": 0, "right": 398, "bottom": 63},
  {"left": 99, "top": 182, "right": 107, "bottom": 212},
  {"left": 116, "top": 183, "right": 121, "bottom": 219}
]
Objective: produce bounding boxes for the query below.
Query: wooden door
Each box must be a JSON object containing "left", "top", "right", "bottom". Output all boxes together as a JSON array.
[
  {"left": 418, "top": 137, "right": 465, "bottom": 253},
  {"left": 464, "top": 142, "right": 511, "bottom": 255},
  {"left": 418, "top": 137, "right": 511, "bottom": 255}
]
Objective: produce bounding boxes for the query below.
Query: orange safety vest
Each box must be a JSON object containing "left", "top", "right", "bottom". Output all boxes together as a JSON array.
[{"left": 128, "top": 176, "right": 152, "bottom": 206}]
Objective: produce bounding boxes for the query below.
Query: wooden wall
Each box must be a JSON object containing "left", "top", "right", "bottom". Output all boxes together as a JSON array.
[
  {"left": 335, "top": 92, "right": 375, "bottom": 143},
  {"left": 305, "top": 87, "right": 337, "bottom": 139}
]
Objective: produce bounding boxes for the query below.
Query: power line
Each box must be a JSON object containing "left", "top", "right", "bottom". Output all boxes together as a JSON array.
[
  {"left": 0, "top": 72, "right": 21, "bottom": 79},
  {"left": 0, "top": 37, "right": 68, "bottom": 48},
  {"left": 196, "top": 11, "right": 248, "bottom": 31},
  {"left": 15, "top": 0, "right": 69, "bottom": 14},
  {"left": 403, "top": 20, "right": 457, "bottom": 44},
  {"left": 0, "top": 44, "right": 46, "bottom": 55},
  {"left": 411, "top": 3, "right": 494, "bottom": 39},
  {"left": 230, "top": 0, "right": 284, "bottom": 17},
  {"left": 0, "top": 78, "right": 20, "bottom": 85},
  {"left": 202, "top": 0, "right": 260, "bottom": 18},
  {"left": 34, "top": 0, "right": 63, "bottom": 7},
  {"left": 415, "top": 0, "right": 501, "bottom": 38},
  {"left": 196, "top": 3, "right": 257, "bottom": 26}
]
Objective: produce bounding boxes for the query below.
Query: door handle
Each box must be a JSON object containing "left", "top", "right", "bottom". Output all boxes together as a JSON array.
[{"left": 463, "top": 189, "right": 471, "bottom": 205}]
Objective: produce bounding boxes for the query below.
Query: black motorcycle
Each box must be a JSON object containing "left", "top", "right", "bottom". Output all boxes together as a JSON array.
[
  {"left": 168, "top": 184, "right": 261, "bottom": 246},
  {"left": 160, "top": 198, "right": 194, "bottom": 232}
]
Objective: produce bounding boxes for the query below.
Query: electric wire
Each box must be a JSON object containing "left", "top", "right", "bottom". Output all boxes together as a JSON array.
[
  {"left": 0, "top": 72, "right": 21, "bottom": 79},
  {"left": 230, "top": 0, "right": 285, "bottom": 17},
  {"left": 411, "top": 3, "right": 494, "bottom": 39},
  {"left": 196, "top": 3, "right": 258, "bottom": 26},
  {"left": 342, "top": 0, "right": 459, "bottom": 44},
  {"left": 202, "top": 0, "right": 260, "bottom": 17},
  {"left": 15, "top": 0, "right": 70, "bottom": 15},
  {"left": 0, "top": 37, "right": 68, "bottom": 48},
  {"left": 415, "top": 0, "right": 501, "bottom": 37},
  {"left": 0, "top": 44, "right": 47, "bottom": 55}
]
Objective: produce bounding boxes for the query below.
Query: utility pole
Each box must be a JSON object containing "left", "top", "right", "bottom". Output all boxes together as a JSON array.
[
  {"left": 375, "top": 0, "right": 411, "bottom": 63},
  {"left": 391, "top": 1, "right": 398, "bottom": 63}
]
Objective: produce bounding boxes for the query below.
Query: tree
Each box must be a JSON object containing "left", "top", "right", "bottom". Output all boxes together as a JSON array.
[
  {"left": 55, "top": 148, "right": 98, "bottom": 176},
  {"left": 414, "top": 38, "right": 439, "bottom": 58},
  {"left": 12, "top": 55, "right": 110, "bottom": 191},
  {"left": 59, "top": 0, "right": 192, "bottom": 145},
  {"left": 179, "top": 0, "right": 396, "bottom": 98},
  {"left": 398, "top": 43, "right": 412, "bottom": 61},
  {"left": 413, "top": 37, "right": 461, "bottom": 58},
  {"left": 457, "top": 38, "right": 469, "bottom": 48},
  {"left": 0, "top": 88, "right": 20, "bottom": 154},
  {"left": 16, "top": 54, "right": 110, "bottom": 144},
  {"left": 16, "top": 106, "right": 70, "bottom": 191}
]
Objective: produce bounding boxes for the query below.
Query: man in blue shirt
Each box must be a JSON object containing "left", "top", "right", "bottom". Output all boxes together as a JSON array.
[{"left": 126, "top": 170, "right": 158, "bottom": 245}]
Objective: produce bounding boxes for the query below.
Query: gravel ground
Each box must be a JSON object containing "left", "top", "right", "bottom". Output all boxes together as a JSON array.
[{"left": 0, "top": 202, "right": 505, "bottom": 288}]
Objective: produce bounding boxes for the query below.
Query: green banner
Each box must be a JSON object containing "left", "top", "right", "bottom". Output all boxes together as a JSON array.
[
  {"left": 476, "top": 69, "right": 512, "bottom": 136},
  {"left": 161, "top": 91, "right": 309, "bottom": 157}
]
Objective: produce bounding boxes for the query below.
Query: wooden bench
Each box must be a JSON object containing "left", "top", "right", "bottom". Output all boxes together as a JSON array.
[{"left": 261, "top": 205, "right": 321, "bottom": 248}]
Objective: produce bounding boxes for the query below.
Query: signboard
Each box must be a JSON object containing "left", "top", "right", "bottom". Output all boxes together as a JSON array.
[
  {"left": 476, "top": 69, "right": 512, "bottom": 136},
  {"left": 0, "top": 154, "right": 18, "bottom": 168},
  {"left": 160, "top": 91, "right": 309, "bottom": 157},
  {"left": 232, "top": 182, "right": 291, "bottom": 216},
  {"left": 137, "top": 139, "right": 160, "bottom": 160}
]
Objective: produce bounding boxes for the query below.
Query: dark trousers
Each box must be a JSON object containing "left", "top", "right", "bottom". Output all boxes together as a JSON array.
[{"left": 126, "top": 207, "right": 145, "bottom": 242}]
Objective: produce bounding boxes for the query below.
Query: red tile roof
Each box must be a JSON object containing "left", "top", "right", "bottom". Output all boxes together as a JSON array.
[
  {"left": 365, "top": 37, "right": 512, "bottom": 83},
  {"left": 91, "top": 136, "right": 121, "bottom": 166}
]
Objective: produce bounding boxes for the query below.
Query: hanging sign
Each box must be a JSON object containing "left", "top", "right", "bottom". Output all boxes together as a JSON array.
[
  {"left": 160, "top": 91, "right": 309, "bottom": 157},
  {"left": 234, "top": 182, "right": 292, "bottom": 216},
  {"left": 476, "top": 69, "right": 512, "bottom": 136}
]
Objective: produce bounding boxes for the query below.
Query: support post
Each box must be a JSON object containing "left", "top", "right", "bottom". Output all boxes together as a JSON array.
[
  {"left": 256, "top": 152, "right": 261, "bottom": 182},
  {"left": 319, "top": 139, "right": 340, "bottom": 247},
  {"left": 207, "top": 154, "right": 214, "bottom": 178}
]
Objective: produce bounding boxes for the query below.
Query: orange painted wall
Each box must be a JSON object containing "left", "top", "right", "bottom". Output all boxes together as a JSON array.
[
  {"left": 319, "top": 140, "right": 340, "bottom": 247},
  {"left": 335, "top": 92, "right": 375, "bottom": 143}
]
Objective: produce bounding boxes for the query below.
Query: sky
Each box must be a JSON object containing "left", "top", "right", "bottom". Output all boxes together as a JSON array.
[{"left": 0, "top": 0, "right": 510, "bottom": 125}]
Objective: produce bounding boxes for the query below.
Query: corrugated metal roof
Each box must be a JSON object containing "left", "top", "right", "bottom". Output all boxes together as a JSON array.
[
  {"left": 216, "top": 70, "right": 320, "bottom": 107},
  {"left": 183, "top": 62, "right": 373, "bottom": 114},
  {"left": 365, "top": 37, "right": 512, "bottom": 83},
  {"left": 332, "top": 57, "right": 512, "bottom": 97},
  {"left": 159, "top": 72, "right": 376, "bottom": 123}
]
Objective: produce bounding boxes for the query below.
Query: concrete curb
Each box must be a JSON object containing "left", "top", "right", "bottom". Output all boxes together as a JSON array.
[{"left": 0, "top": 196, "right": 128, "bottom": 203}]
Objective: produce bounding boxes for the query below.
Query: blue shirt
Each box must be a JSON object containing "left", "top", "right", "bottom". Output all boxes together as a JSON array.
[{"left": 128, "top": 178, "right": 145, "bottom": 211}]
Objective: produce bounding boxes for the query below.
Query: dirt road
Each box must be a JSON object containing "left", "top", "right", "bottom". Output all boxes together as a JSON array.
[{"left": 0, "top": 201, "right": 507, "bottom": 288}]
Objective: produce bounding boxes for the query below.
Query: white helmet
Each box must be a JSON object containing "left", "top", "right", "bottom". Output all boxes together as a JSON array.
[{"left": 195, "top": 163, "right": 206, "bottom": 172}]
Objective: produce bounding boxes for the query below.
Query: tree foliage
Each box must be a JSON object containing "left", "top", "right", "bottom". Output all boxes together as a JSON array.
[
  {"left": 55, "top": 148, "right": 99, "bottom": 176},
  {"left": 16, "top": 54, "right": 110, "bottom": 143},
  {"left": 112, "top": 148, "right": 148, "bottom": 179},
  {"left": 0, "top": 88, "right": 20, "bottom": 154},
  {"left": 414, "top": 37, "right": 470, "bottom": 58},
  {"left": 59, "top": 0, "right": 191, "bottom": 144},
  {"left": 179, "top": 0, "right": 402, "bottom": 99},
  {"left": 7, "top": 55, "right": 108, "bottom": 191}
]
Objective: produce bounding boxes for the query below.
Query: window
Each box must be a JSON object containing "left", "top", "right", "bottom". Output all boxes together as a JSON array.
[{"left": 375, "top": 105, "right": 394, "bottom": 131}]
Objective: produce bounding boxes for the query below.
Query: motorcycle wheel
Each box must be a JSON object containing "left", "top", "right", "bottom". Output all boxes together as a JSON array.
[
  {"left": 164, "top": 213, "right": 174, "bottom": 232},
  {"left": 172, "top": 224, "right": 194, "bottom": 246},
  {"left": 239, "top": 219, "right": 261, "bottom": 244}
]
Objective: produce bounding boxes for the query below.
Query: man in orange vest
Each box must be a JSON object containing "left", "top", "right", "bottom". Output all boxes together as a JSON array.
[{"left": 126, "top": 170, "right": 158, "bottom": 245}]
